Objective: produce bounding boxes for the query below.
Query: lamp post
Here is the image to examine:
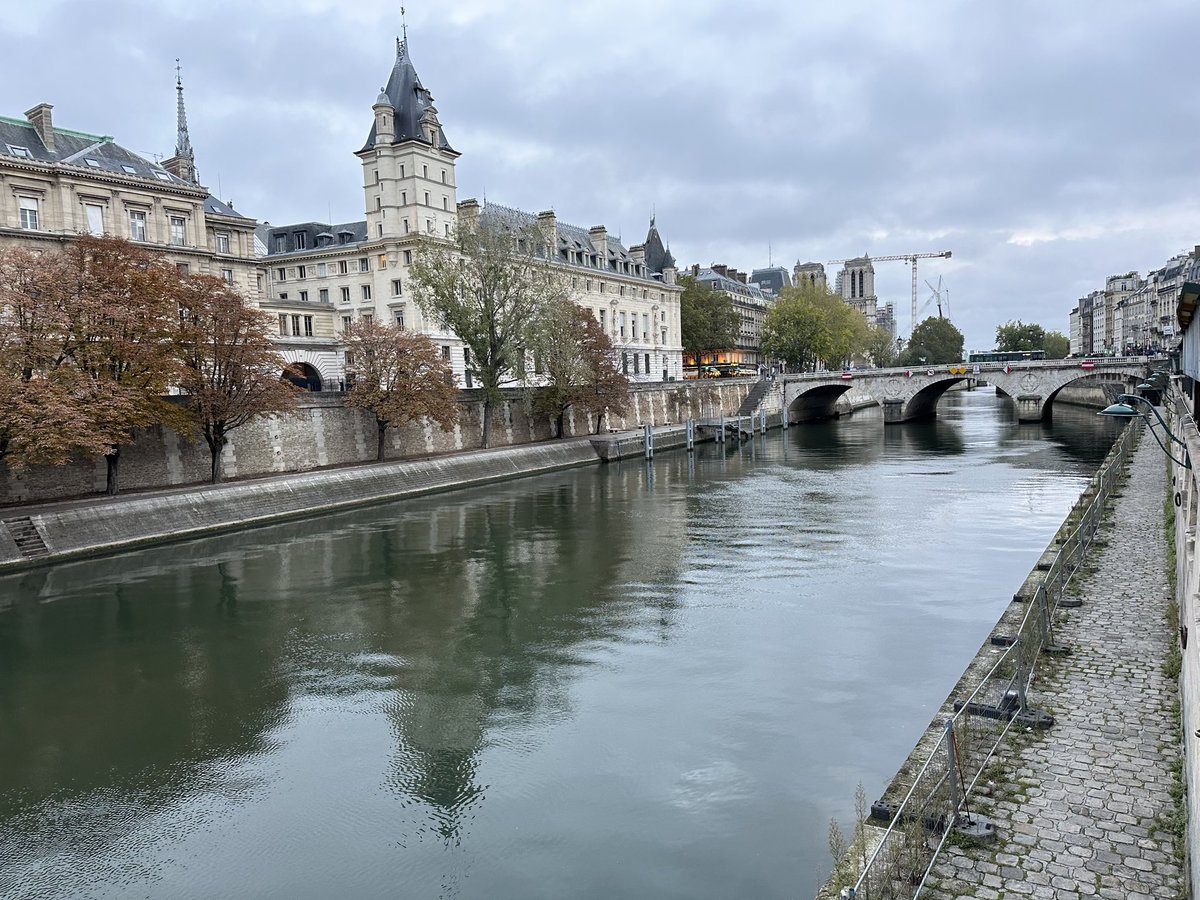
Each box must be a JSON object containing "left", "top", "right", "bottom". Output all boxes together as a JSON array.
[{"left": 1098, "top": 393, "right": 1191, "bottom": 469}]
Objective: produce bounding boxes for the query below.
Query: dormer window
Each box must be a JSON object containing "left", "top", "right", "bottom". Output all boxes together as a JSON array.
[
  {"left": 7, "top": 145, "right": 30, "bottom": 158},
  {"left": 84, "top": 158, "right": 101, "bottom": 168},
  {"left": 121, "top": 164, "right": 137, "bottom": 175},
  {"left": 294, "top": 231, "right": 307, "bottom": 250},
  {"left": 154, "top": 171, "right": 172, "bottom": 182}
]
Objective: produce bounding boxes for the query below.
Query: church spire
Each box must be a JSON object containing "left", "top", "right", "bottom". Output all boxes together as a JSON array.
[{"left": 163, "top": 59, "right": 198, "bottom": 184}]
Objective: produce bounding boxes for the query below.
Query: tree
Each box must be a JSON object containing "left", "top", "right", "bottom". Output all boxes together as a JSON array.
[
  {"left": 1043, "top": 331, "right": 1069, "bottom": 359},
  {"left": 344, "top": 319, "right": 460, "bottom": 460},
  {"left": 900, "top": 316, "right": 965, "bottom": 366},
  {"left": 525, "top": 298, "right": 629, "bottom": 436},
  {"left": 0, "top": 247, "right": 112, "bottom": 469},
  {"left": 408, "top": 219, "right": 566, "bottom": 448},
  {"left": 59, "top": 238, "right": 190, "bottom": 495},
  {"left": 679, "top": 274, "right": 739, "bottom": 361},
  {"left": 995, "top": 320, "right": 1046, "bottom": 352},
  {"left": 761, "top": 281, "right": 870, "bottom": 371},
  {"left": 865, "top": 325, "right": 899, "bottom": 368},
  {"left": 175, "top": 275, "right": 302, "bottom": 483}
]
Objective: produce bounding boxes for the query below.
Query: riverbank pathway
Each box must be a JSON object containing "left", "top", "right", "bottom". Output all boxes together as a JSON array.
[{"left": 922, "top": 427, "right": 1185, "bottom": 899}]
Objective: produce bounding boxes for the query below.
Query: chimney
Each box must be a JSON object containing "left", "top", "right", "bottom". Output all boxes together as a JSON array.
[
  {"left": 711, "top": 263, "right": 729, "bottom": 278},
  {"left": 735, "top": 271, "right": 748, "bottom": 285},
  {"left": 536, "top": 210, "right": 557, "bottom": 251},
  {"left": 457, "top": 198, "right": 482, "bottom": 232},
  {"left": 588, "top": 225, "right": 608, "bottom": 266},
  {"left": 25, "top": 103, "right": 54, "bottom": 152},
  {"left": 691, "top": 264, "right": 700, "bottom": 277},
  {"left": 629, "top": 244, "right": 645, "bottom": 266}
]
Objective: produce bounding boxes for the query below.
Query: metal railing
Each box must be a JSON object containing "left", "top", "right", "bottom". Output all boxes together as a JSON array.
[{"left": 841, "top": 417, "right": 1140, "bottom": 899}]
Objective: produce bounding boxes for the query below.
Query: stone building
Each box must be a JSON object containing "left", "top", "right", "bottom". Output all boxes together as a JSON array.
[
  {"left": 261, "top": 38, "right": 684, "bottom": 386},
  {"left": 750, "top": 265, "right": 791, "bottom": 299},
  {"left": 833, "top": 256, "right": 878, "bottom": 327},
  {"left": 793, "top": 261, "right": 827, "bottom": 291},
  {"left": 0, "top": 88, "right": 262, "bottom": 302},
  {"left": 688, "top": 264, "right": 770, "bottom": 368}
]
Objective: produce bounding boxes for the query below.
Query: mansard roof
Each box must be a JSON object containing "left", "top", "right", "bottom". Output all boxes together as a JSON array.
[
  {"left": 361, "top": 40, "right": 454, "bottom": 154},
  {"left": 480, "top": 201, "right": 665, "bottom": 282},
  {"left": 750, "top": 266, "right": 791, "bottom": 296},
  {"left": 263, "top": 220, "right": 369, "bottom": 256},
  {"left": 0, "top": 115, "right": 194, "bottom": 187}
]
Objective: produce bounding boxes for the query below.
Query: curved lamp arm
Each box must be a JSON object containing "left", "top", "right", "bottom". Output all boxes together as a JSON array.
[{"left": 1098, "top": 393, "right": 1192, "bottom": 468}]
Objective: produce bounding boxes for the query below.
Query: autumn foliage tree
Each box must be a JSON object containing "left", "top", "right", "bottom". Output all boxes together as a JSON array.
[
  {"left": 344, "top": 320, "right": 460, "bottom": 460},
  {"left": 175, "top": 275, "right": 301, "bottom": 483},
  {"left": 525, "top": 298, "right": 630, "bottom": 436}
]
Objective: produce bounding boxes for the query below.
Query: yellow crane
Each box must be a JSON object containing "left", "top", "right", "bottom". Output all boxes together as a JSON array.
[{"left": 827, "top": 250, "right": 952, "bottom": 338}]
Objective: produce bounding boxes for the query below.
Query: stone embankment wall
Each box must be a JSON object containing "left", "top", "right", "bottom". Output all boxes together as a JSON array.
[
  {"left": 1055, "top": 380, "right": 1124, "bottom": 408},
  {"left": 0, "top": 380, "right": 755, "bottom": 505}
]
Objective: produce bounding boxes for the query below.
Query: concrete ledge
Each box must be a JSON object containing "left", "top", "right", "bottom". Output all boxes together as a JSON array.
[{"left": 0, "top": 440, "right": 601, "bottom": 572}]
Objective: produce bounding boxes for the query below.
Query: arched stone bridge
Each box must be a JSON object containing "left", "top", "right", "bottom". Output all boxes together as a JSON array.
[{"left": 781, "top": 357, "right": 1153, "bottom": 424}]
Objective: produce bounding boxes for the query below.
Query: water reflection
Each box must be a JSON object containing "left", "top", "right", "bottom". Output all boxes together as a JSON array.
[{"left": 0, "top": 391, "right": 1122, "bottom": 899}]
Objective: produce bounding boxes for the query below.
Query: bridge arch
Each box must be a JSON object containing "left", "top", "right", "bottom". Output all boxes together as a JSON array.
[{"left": 787, "top": 383, "right": 853, "bottom": 421}]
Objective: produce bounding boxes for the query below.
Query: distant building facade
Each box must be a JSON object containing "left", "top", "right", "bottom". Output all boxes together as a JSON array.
[{"left": 688, "top": 263, "right": 770, "bottom": 368}]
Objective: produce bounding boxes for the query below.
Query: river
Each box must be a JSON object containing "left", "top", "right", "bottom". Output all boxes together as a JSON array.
[{"left": 0, "top": 390, "right": 1123, "bottom": 899}]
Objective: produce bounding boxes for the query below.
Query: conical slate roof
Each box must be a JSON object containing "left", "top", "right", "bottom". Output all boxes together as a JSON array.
[
  {"left": 361, "top": 39, "right": 454, "bottom": 153},
  {"left": 643, "top": 216, "right": 675, "bottom": 274}
]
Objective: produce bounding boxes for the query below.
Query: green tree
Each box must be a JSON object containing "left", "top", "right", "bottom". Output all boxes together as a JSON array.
[
  {"left": 865, "top": 325, "right": 900, "bottom": 368},
  {"left": 408, "top": 219, "right": 567, "bottom": 448},
  {"left": 1043, "top": 331, "right": 1069, "bottom": 359},
  {"left": 995, "top": 320, "right": 1046, "bottom": 352},
  {"left": 525, "top": 298, "right": 629, "bottom": 437},
  {"left": 679, "top": 275, "right": 738, "bottom": 361},
  {"left": 762, "top": 281, "right": 870, "bottom": 371},
  {"left": 344, "top": 319, "right": 460, "bottom": 460},
  {"left": 900, "top": 317, "right": 965, "bottom": 366}
]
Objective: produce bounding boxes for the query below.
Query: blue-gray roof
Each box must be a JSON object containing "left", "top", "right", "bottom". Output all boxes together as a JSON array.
[
  {"left": 361, "top": 40, "right": 454, "bottom": 154},
  {"left": 264, "top": 220, "right": 369, "bottom": 256},
  {"left": 751, "top": 266, "right": 791, "bottom": 295}
]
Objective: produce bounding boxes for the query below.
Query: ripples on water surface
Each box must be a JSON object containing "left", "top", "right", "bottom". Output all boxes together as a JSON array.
[{"left": 0, "top": 391, "right": 1123, "bottom": 898}]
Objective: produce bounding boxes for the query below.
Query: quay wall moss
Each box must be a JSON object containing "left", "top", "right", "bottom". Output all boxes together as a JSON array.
[{"left": 0, "top": 380, "right": 755, "bottom": 505}]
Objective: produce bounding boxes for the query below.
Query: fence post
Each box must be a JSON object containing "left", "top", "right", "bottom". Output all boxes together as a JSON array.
[
  {"left": 686, "top": 418, "right": 694, "bottom": 451},
  {"left": 718, "top": 414, "right": 725, "bottom": 443},
  {"left": 644, "top": 424, "right": 653, "bottom": 460},
  {"left": 945, "top": 720, "right": 960, "bottom": 824},
  {"left": 760, "top": 409, "right": 767, "bottom": 433}
]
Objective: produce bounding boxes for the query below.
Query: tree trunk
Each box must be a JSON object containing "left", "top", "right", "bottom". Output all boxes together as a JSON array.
[
  {"left": 481, "top": 400, "right": 493, "bottom": 449},
  {"left": 104, "top": 448, "right": 120, "bottom": 496},
  {"left": 377, "top": 418, "right": 388, "bottom": 461},
  {"left": 207, "top": 427, "right": 227, "bottom": 483}
]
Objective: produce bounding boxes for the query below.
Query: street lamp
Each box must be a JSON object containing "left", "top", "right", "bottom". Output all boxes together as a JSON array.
[{"left": 1098, "top": 393, "right": 1191, "bottom": 469}]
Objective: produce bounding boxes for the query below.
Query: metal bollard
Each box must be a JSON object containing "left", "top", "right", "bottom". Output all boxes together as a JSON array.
[
  {"left": 644, "top": 424, "right": 653, "bottom": 460},
  {"left": 686, "top": 418, "right": 694, "bottom": 451}
]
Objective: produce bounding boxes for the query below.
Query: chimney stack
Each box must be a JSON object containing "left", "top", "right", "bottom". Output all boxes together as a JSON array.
[{"left": 25, "top": 103, "right": 54, "bottom": 152}]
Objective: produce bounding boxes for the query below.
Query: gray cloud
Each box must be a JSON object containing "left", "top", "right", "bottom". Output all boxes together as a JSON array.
[{"left": 5, "top": 0, "right": 1198, "bottom": 349}]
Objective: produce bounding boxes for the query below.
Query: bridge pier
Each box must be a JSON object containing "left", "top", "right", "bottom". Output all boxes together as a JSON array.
[
  {"left": 883, "top": 400, "right": 906, "bottom": 424},
  {"left": 1016, "top": 394, "right": 1046, "bottom": 423}
]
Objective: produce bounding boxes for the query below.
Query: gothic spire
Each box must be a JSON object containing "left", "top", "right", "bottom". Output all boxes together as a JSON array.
[{"left": 175, "top": 59, "right": 195, "bottom": 169}]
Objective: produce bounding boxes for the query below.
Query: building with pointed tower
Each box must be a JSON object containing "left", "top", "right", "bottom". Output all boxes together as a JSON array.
[
  {"left": 262, "top": 36, "right": 683, "bottom": 386},
  {"left": 0, "top": 72, "right": 263, "bottom": 302}
]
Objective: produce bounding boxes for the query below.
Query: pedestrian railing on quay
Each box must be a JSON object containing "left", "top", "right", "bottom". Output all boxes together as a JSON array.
[{"left": 839, "top": 418, "right": 1140, "bottom": 900}]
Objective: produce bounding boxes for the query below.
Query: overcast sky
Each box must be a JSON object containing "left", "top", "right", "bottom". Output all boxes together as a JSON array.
[{"left": 6, "top": 0, "right": 1199, "bottom": 350}]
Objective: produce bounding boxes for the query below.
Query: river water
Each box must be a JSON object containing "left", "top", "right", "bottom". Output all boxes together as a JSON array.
[{"left": 0, "top": 390, "right": 1123, "bottom": 899}]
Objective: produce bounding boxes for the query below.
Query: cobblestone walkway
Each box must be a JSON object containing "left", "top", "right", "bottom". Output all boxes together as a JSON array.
[{"left": 923, "top": 430, "right": 1185, "bottom": 899}]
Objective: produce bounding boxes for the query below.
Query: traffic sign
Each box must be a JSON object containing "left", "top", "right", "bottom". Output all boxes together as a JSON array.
[
  {"left": 841, "top": 372, "right": 853, "bottom": 380},
  {"left": 1080, "top": 360, "right": 1095, "bottom": 370}
]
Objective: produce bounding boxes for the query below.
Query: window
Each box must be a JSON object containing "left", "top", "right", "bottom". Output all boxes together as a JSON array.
[
  {"left": 643, "top": 314, "right": 649, "bottom": 340},
  {"left": 274, "top": 235, "right": 286, "bottom": 253},
  {"left": 169, "top": 216, "right": 186, "bottom": 246},
  {"left": 222, "top": 269, "right": 234, "bottom": 284},
  {"left": 619, "top": 286, "right": 625, "bottom": 297},
  {"left": 426, "top": 219, "right": 433, "bottom": 233},
  {"left": 128, "top": 209, "right": 147, "bottom": 241},
  {"left": 587, "top": 279, "right": 593, "bottom": 291},
  {"left": 600, "top": 282, "right": 605, "bottom": 294},
  {"left": 633, "top": 353, "right": 640, "bottom": 375},
  {"left": 441, "top": 169, "right": 446, "bottom": 183},
  {"left": 445, "top": 223, "right": 451, "bottom": 236},
  {"left": 342, "top": 316, "right": 352, "bottom": 332},
  {"left": 279, "top": 292, "right": 288, "bottom": 300},
  {"left": 340, "top": 287, "right": 351, "bottom": 303},
  {"left": 375, "top": 196, "right": 382, "bottom": 210},
  {"left": 441, "top": 345, "right": 450, "bottom": 359},
  {"left": 619, "top": 311, "right": 626, "bottom": 339},
  {"left": 362, "top": 313, "right": 373, "bottom": 324},
  {"left": 403, "top": 218, "right": 410, "bottom": 234},
  {"left": 154, "top": 171, "right": 172, "bottom": 182},
  {"left": 176, "top": 263, "right": 190, "bottom": 276},
  {"left": 395, "top": 311, "right": 406, "bottom": 329},
  {"left": 216, "top": 231, "right": 230, "bottom": 253},
  {"left": 299, "top": 290, "right": 308, "bottom": 302},
  {"left": 303, "top": 315, "right": 313, "bottom": 337},
  {"left": 362, "top": 284, "right": 372, "bottom": 300},
  {"left": 422, "top": 165, "right": 428, "bottom": 179},
  {"left": 401, "top": 191, "right": 407, "bottom": 205},
  {"left": 291, "top": 315, "right": 301, "bottom": 336},
  {"left": 645, "top": 352, "right": 650, "bottom": 373},
  {"left": 599, "top": 309, "right": 606, "bottom": 330},
  {"left": 7, "top": 145, "right": 29, "bottom": 158},
  {"left": 276, "top": 267, "right": 287, "bottom": 282},
  {"left": 121, "top": 164, "right": 138, "bottom": 175},
  {"left": 294, "top": 231, "right": 307, "bottom": 250},
  {"left": 403, "top": 250, "right": 412, "bottom": 265},
  {"left": 622, "top": 352, "right": 629, "bottom": 374},
  {"left": 442, "top": 196, "right": 448, "bottom": 210},
  {"left": 359, "top": 258, "right": 369, "bottom": 273},
  {"left": 400, "top": 164, "right": 405, "bottom": 177},
  {"left": 377, "top": 223, "right": 383, "bottom": 238},
  {"left": 84, "top": 203, "right": 104, "bottom": 235},
  {"left": 317, "top": 262, "right": 327, "bottom": 276},
  {"left": 279, "top": 314, "right": 288, "bottom": 336},
  {"left": 378, "top": 254, "right": 387, "bottom": 269},
  {"left": 392, "top": 279, "right": 402, "bottom": 296},
  {"left": 424, "top": 191, "right": 430, "bottom": 206},
  {"left": 297, "top": 265, "right": 307, "bottom": 279},
  {"left": 338, "top": 260, "right": 349, "bottom": 275},
  {"left": 319, "top": 288, "right": 329, "bottom": 303},
  {"left": 84, "top": 158, "right": 101, "bottom": 168},
  {"left": 256, "top": 274, "right": 263, "bottom": 292},
  {"left": 373, "top": 169, "right": 379, "bottom": 184}
]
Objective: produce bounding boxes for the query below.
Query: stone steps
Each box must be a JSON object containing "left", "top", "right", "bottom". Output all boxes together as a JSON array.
[{"left": 2, "top": 516, "right": 50, "bottom": 558}]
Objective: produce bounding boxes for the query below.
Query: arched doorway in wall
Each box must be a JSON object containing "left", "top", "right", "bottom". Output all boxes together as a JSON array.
[{"left": 284, "top": 362, "right": 323, "bottom": 392}]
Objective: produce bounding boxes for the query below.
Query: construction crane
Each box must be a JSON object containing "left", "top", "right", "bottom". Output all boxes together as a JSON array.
[{"left": 827, "top": 250, "right": 952, "bottom": 338}]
